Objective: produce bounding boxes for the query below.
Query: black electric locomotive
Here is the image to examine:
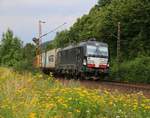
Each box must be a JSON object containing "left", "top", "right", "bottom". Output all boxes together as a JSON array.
[{"left": 55, "top": 39, "right": 109, "bottom": 79}]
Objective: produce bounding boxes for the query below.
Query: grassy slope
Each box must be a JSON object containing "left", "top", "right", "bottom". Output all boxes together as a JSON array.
[{"left": 0, "top": 67, "right": 149, "bottom": 118}]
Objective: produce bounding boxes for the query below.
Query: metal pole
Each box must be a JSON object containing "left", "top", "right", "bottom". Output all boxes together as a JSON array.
[
  {"left": 117, "top": 22, "right": 121, "bottom": 64},
  {"left": 117, "top": 22, "right": 121, "bottom": 79},
  {"left": 39, "top": 20, "right": 42, "bottom": 67},
  {"left": 38, "top": 20, "right": 45, "bottom": 68}
]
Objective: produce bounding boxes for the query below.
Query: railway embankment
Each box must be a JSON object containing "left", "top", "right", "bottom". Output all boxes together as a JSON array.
[{"left": 57, "top": 78, "right": 150, "bottom": 98}]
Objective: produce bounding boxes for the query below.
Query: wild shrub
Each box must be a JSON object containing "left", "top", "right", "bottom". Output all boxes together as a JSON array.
[{"left": 111, "top": 56, "right": 150, "bottom": 83}]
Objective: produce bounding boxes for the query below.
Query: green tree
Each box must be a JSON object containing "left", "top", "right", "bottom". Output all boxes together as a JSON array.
[
  {"left": 0, "top": 29, "right": 23, "bottom": 67},
  {"left": 54, "top": 30, "right": 71, "bottom": 48},
  {"left": 98, "top": 0, "right": 112, "bottom": 7},
  {"left": 20, "top": 43, "right": 36, "bottom": 70},
  {"left": 45, "top": 41, "right": 55, "bottom": 51},
  {"left": 98, "top": 0, "right": 150, "bottom": 59}
]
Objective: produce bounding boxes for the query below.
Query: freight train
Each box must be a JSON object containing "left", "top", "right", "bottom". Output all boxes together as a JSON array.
[{"left": 36, "top": 39, "right": 109, "bottom": 79}]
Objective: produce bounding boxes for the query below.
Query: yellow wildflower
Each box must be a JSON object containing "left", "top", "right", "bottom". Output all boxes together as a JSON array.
[
  {"left": 46, "top": 103, "right": 55, "bottom": 109},
  {"left": 144, "top": 105, "right": 150, "bottom": 110},
  {"left": 29, "top": 112, "right": 36, "bottom": 118},
  {"left": 76, "top": 109, "right": 80, "bottom": 113}
]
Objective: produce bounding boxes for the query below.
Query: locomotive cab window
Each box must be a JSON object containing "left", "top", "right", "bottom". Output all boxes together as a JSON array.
[
  {"left": 98, "top": 46, "right": 108, "bottom": 57},
  {"left": 87, "top": 45, "right": 108, "bottom": 58},
  {"left": 49, "top": 55, "right": 54, "bottom": 62}
]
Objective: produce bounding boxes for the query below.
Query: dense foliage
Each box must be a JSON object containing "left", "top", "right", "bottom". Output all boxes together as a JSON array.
[
  {"left": 0, "top": 29, "right": 36, "bottom": 70},
  {"left": 53, "top": 0, "right": 150, "bottom": 59},
  {"left": 0, "top": 29, "right": 23, "bottom": 67},
  {"left": 0, "top": 67, "right": 149, "bottom": 118},
  {"left": 111, "top": 56, "right": 150, "bottom": 83}
]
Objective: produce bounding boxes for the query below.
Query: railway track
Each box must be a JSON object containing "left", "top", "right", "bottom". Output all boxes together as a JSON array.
[
  {"left": 100, "top": 81, "right": 150, "bottom": 91},
  {"left": 56, "top": 77, "right": 150, "bottom": 98},
  {"left": 99, "top": 81, "right": 150, "bottom": 97}
]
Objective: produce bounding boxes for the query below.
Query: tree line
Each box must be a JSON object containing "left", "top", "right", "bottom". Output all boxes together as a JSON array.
[{"left": 0, "top": 29, "right": 36, "bottom": 71}]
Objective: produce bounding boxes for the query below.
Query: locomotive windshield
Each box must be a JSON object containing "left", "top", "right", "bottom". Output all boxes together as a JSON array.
[{"left": 87, "top": 45, "right": 108, "bottom": 58}]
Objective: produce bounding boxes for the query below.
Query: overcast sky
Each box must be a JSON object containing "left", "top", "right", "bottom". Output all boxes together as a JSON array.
[{"left": 0, "top": 0, "right": 97, "bottom": 44}]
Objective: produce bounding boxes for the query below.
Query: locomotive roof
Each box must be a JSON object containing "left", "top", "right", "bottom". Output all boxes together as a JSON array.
[
  {"left": 79, "top": 40, "right": 108, "bottom": 47},
  {"left": 61, "top": 40, "right": 108, "bottom": 51}
]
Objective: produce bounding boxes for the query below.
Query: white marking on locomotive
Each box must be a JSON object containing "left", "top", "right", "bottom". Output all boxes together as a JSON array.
[{"left": 87, "top": 57, "right": 108, "bottom": 68}]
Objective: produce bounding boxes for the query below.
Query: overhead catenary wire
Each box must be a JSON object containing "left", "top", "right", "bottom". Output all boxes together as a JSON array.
[{"left": 40, "top": 22, "right": 67, "bottom": 39}]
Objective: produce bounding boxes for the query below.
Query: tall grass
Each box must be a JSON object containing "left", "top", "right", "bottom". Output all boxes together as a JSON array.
[{"left": 0, "top": 67, "right": 150, "bottom": 118}]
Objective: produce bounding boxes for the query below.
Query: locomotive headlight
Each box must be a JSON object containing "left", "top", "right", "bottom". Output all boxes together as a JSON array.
[
  {"left": 83, "top": 59, "right": 87, "bottom": 65},
  {"left": 107, "top": 64, "right": 110, "bottom": 67}
]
